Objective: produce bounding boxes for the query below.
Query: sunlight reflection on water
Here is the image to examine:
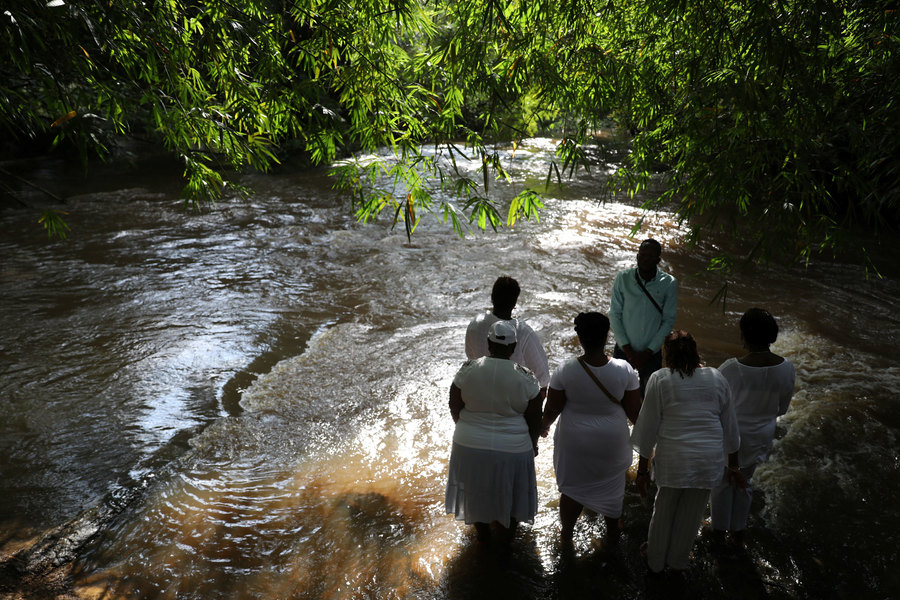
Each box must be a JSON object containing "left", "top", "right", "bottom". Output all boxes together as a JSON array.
[{"left": 3, "top": 139, "right": 898, "bottom": 599}]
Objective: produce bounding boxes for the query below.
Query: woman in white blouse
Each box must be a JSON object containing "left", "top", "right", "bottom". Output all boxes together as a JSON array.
[
  {"left": 446, "top": 320, "right": 543, "bottom": 547},
  {"left": 710, "top": 308, "right": 795, "bottom": 545},
  {"left": 631, "top": 331, "right": 745, "bottom": 574}
]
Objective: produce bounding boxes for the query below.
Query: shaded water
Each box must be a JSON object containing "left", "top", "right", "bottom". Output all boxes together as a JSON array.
[{"left": 1, "top": 140, "right": 898, "bottom": 599}]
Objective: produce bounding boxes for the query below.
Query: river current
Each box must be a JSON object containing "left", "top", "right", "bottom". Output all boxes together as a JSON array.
[{"left": 1, "top": 139, "right": 898, "bottom": 599}]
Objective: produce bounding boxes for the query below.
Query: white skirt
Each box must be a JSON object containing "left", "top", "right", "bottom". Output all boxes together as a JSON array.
[
  {"left": 445, "top": 443, "right": 537, "bottom": 528},
  {"left": 553, "top": 412, "right": 631, "bottom": 518}
]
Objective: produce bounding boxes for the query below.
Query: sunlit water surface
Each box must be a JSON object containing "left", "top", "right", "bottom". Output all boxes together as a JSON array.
[{"left": 1, "top": 140, "right": 898, "bottom": 599}]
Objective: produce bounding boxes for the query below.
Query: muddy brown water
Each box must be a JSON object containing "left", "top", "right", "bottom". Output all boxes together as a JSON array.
[{"left": 1, "top": 140, "right": 898, "bottom": 599}]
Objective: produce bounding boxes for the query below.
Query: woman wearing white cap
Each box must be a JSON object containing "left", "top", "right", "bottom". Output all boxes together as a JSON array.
[{"left": 445, "top": 320, "right": 543, "bottom": 546}]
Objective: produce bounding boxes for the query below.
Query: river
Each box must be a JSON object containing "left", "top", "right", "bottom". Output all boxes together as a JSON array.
[{"left": 1, "top": 139, "right": 898, "bottom": 599}]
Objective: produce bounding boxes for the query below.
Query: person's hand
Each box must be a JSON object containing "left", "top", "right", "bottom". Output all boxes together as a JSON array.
[
  {"left": 631, "top": 349, "right": 652, "bottom": 370},
  {"left": 635, "top": 471, "right": 651, "bottom": 500},
  {"left": 540, "top": 425, "right": 551, "bottom": 438},
  {"left": 727, "top": 466, "right": 747, "bottom": 490}
]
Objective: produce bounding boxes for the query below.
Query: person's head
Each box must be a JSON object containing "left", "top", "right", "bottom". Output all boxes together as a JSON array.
[
  {"left": 573, "top": 312, "right": 610, "bottom": 352},
  {"left": 663, "top": 330, "right": 701, "bottom": 377},
  {"left": 487, "top": 320, "right": 517, "bottom": 358},
  {"left": 491, "top": 276, "right": 520, "bottom": 315},
  {"left": 636, "top": 239, "right": 662, "bottom": 274},
  {"left": 739, "top": 308, "right": 779, "bottom": 347}
]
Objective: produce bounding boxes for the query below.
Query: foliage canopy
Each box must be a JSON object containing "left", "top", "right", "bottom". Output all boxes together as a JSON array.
[{"left": 2, "top": 0, "right": 897, "bottom": 268}]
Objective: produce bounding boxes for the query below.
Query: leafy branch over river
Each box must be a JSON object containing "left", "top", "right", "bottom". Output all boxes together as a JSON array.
[{"left": 1, "top": 0, "right": 897, "bottom": 269}]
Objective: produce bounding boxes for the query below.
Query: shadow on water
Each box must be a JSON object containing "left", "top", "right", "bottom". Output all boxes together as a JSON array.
[
  {"left": 439, "top": 527, "right": 548, "bottom": 600},
  {"left": 3, "top": 141, "right": 899, "bottom": 600}
]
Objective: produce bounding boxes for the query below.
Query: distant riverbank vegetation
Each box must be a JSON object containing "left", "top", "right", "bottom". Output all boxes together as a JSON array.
[{"left": 2, "top": 0, "right": 897, "bottom": 269}]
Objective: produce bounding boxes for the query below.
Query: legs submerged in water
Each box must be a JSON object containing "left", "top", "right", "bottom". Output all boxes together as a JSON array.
[
  {"left": 603, "top": 515, "right": 622, "bottom": 545},
  {"left": 646, "top": 487, "right": 710, "bottom": 572},
  {"left": 474, "top": 522, "right": 491, "bottom": 545},
  {"left": 473, "top": 519, "right": 519, "bottom": 548},
  {"left": 710, "top": 465, "right": 756, "bottom": 548},
  {"left": 559, "top": 493, "right": 622, "bottom": 546},
  {"left": 559, "top": 494, "right": 582, "bottom": 542}
]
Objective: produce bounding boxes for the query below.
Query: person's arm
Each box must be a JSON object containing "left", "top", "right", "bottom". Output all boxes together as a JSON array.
[
  {"left": 540, "top": 386, "right": 567, "bottom": 437},
  {"left": 449, "top": 383, "right": 464, "bottom": 423},
  {"left": 718, "top": 376, "right": 746, "bottom": 488},
  {"left": 726, "top": 451, "right": 747, "bottom": 489},
  {"left": 519, "top": 324, "right": 551, "bottom": 390},
  {"left": 635, "top": 455, "right": 652, "bottom": 499},
  {"left": 630, "top": 373, "right": 662, "bottom": 498},
  {"left": 629, "top": 348, "right": 652, "bottom": 370},
  {"left": 719, "top": 377, "right": 741, "bottom": 456},
  {"left": 622, "top": 387, "right": 641, "bottom": 425},
  {"left": 609, "top": 272, "right": 631, "bottom": 349},
  {"left": 525, "top": 392, "right": 543, "bottom": 455},
  {"left": 464, "top": 321, "right": 478, "bottom": 360},
  {"left": 777, "top": 361, "right": 796, "bottom": 416},
  {"left": 646, "top": 276, "right": 678, "bottom": 353}
]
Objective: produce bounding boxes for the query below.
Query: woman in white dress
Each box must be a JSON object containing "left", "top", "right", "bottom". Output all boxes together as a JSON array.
[
  {"left": 631, "top": 331, "right": 745, "bottom": 574},
  {"left": 540, "top": 312, "right": 641, "bottom": 543},
  {"left": 446, "top": 320, "right": 543, "bottom": 546},
  {"left": 711, "top": 308, "right": 795, "bottom": 545}
]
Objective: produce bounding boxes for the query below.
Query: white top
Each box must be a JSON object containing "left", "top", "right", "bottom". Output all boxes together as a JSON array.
[
  {"left": 465, "top": 311, "right": 550, "bottom": 387},
  {"left": 719, "top": 357, "right": 795, "bottom": 466},
  {"left": 453, "top": 357, "right": 541, "bottom": 453},
  {"left": 631, "top": 367, "right": 740, "bottom": 489},
  {"left": 548, "top": 357, "right": 640, "bottom": 516},
  {"left": 549, "top": 357, "right": 639, "bottom": 421}
]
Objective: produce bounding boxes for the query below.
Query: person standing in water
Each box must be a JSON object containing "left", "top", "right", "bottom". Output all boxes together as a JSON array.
[
  {"left": 540, "top": 312, "right": 641, "bottom": 546},
  {"left": 710, "top": 308, "right": 796, "bottom": 546},
  {"left": 631, "top": 331, "right": 744, "bottom": 575},
  {"left": 609, "top": 239, "right": 678, "bottom": 396},
  {"left": 446, "top": 321, "right": 543, "bottom": 547},
  {"left": 466, "top": 275, "right": 550, "bottom": 398}
]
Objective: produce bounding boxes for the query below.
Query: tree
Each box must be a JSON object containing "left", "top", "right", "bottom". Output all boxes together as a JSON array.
[
  {"left": 593, "top": 0, "right": 900, "bottom": 270},
  {"left": 2, "top": 0, "right": 897, "bottom": 269}
]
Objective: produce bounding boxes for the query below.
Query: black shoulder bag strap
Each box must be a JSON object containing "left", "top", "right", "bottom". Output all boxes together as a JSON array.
[
  {"left": 577, "top": 357, "right": 620, "bottom": 406},
  {"left": 635, "top": 269, "right": 664, "bottom": 315}
]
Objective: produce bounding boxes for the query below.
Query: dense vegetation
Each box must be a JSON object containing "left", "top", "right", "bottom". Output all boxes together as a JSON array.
[{"left": 2, "top": 0, "right": 897, "bottom": 266}]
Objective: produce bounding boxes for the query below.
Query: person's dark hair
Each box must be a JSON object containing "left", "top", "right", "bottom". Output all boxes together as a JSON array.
[
  {"left": 487, "top": 339, "right": 516, "bottom": 359},
  {"left": 491, "top": 276, "right": 520, "bottom": 313},
  {"left": 664, "top": 330, "right": 701, "bottom": 377},
  {"left": 740, "top": 308, "right": 778, "bottom": 346},
  {"left": 640, "top": 239, "right": 662, "bottom": 256},
  {"left": 574, "top": 312, "right": 610, "bottom": 350}
]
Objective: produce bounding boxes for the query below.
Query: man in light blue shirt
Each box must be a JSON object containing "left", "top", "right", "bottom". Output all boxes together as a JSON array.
[{"left": 609, "top": 239, "right": 678, "bottom": 395}]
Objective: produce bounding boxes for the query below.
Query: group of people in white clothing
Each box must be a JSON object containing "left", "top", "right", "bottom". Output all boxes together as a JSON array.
[{"left": 444, "top": 242, "right": 796, "bottom": 580}]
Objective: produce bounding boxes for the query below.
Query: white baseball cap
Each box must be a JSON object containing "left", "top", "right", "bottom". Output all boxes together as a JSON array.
[{"left": 488, "top": 321, "right": 517, "bottom": 345}]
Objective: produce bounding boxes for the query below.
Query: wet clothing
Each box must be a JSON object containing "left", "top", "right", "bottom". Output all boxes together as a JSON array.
[
  {"left": 716, "top": 358, "right": 795, "bottom": 467},
  {"left": 548, "top": 357, "right": 639, "bottom": 518},
  {"left": 445, "top": 357, "right": 540, "bottom": 527},
  {"left": 451, "top": 357, "right": 540, "bottom": 454},
  {"left": 710, "top": 357, "right": 795, "bottom": 531},
  {"left": 465, "top": 311, "right": 550, "bottom": 387},
  {"left": 631, "top": 366, "right": 740, "bottom": 572},
  {"left": 631, "top": 367, "right": 740, "bottom": 489},
  {"left": 445, "top": 444, "right": 537, "bottom": 528},
  {"left": 646, "top": 487, "right": 711, "bottom": 572}
]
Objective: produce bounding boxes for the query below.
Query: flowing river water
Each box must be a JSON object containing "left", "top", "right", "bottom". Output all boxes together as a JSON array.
[{"left": 1, "top": 139, "right": 898, "bottom": 599}]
